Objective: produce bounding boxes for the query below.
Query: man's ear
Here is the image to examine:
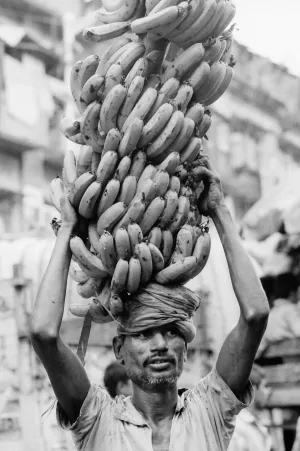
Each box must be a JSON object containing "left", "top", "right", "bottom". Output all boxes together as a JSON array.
[{"left": 113, "top": 336, "right": 125, "bottom": 364}]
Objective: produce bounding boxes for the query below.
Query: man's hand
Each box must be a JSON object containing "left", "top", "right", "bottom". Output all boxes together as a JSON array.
[
  {"left": 60, "top": 194, "right": 78, "bottom": 230},
  {"left": 191, "top": 156, "right": 225, "bottom": 217}
]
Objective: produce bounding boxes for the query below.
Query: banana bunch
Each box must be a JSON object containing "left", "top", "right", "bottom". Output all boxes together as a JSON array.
[{"left": 51, "top": 0, "right": 239, "bottom": 321}]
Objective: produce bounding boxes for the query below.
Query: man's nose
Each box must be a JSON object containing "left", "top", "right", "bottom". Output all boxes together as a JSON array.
[{"left": 150, "top": 332, "right": 168, "bottom": 352}]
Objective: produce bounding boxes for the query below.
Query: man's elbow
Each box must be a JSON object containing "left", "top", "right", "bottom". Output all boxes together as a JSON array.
[
  {"left": 30, "top": 322, "right": 59, "bottom": 346},
  {"left": 244, "top": 299, "right": 270, "bottom": 326}
]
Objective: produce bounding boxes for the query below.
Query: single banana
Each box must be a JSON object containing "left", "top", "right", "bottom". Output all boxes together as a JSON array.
[
  {"left": 117, "top": 75, "right": 145, "bottom": 130},
  {"left": 96, "top": 150, "right": 118, "bottom": 185},
  {"left": 139, "top": 103, "right": 173, "bottom": 148},
  {"left": 180, "top": 137, "right": 202, "bottom": 164},
  {"left": 91, "top": 151, "right": 101, "bottom": 173},
  {"left": 59, "top": 116, "right": 81, "bottom": 139},
  {"left": 147, "top": 77, "right": 180, "bottom": 120},
  {"left": 114, "top": 156, "right": 132, "bottom": 183},
  {"left": 170, "top": 228, "right": 193, "bottom": 264},
  {"left": 136, "top": 165, "right": 157, "bottom": 192},
  {"left": 70, "top": 236, "right": 108, "bottom": 278},
  {"left": 96, "top": 37, "right": 132, "bottom": 77},
  {"left": 169, "top": 176, "right": 181, "bottom": 194},
  {"left": 98, "top": 231, "right": 117, "bottom": 276},
  {"left": 182, "top": 221, "right": 197, "bottom": 244},
  {"left": 146, "top": 111, "right": 184, "bottom": 159},
  {"left": 148, "top": 243, "right": 165, "bottom": 272},
  {"left": 70, "top": 60, "right": 83, "bottom": 112},
  {"left": 95, "top": 278, "right": 112, "bottom": 311},
  {"left": 69, "top": 260, "right": 90, "bottom": 284},
  {"left": 96, "top": 0, "right": 139, "bottom": 23},
  {"left": 118, "top": 175, "right": 137, "bottom": 205},
  {"left": 83, "top": 22, "right": 131, "bottom": 43},
  {"left": 119, "top": 118, "right": 144, "bottom": 158},
  {"left": 168, "top": 195, "right": 190, "bottom": 234},
  {"left": 161, "top": 43, "right": 205, "bottom": 83},
  {"left": 68, "top": 172, "right": 96, "bottom": 208},
  {"left": 115, "top": 227, "right": 131, "bottom": 260},
  {"left": 129, "top": 151, "right": 147, "bottom": 180},
  {"left": 131, "top": 6, "right": 181, "bottom": 34},
  {"left": 78, "top": 55, "right": 100, "bottom": 90},
  {"left": 212, "top": 0, "right": 236, "bottom": 38},
  {"left": 102, "top": 128, "right": 122, "bottom": 156},
  {"left": 203, "top": 38, "right": 222, "bottom": 63},
  {"left": 49, "top": 177, "right": 64, "bottom": 212},
  {"left": 153, "top": 170, "right": 170, "bottom": 198},
  {"left": 113, "top": 198, "right": 146, "bottom": 232},
  {"left": 135, "top": 242, "right": 153, "bottom": 285},
  {"left": 167, "top": 117, "right": 195, "bottom": 155},
  {"left": 185, "top": 103, "right": 205, "bottom": 125},
  {"left": 157, "top": 151, "right": 181, "bottom": 175},
  {"left": 197, "top": 111, "right": 212, "bottom": 138},
  {"left": 115, "top": 42, "right": 146, "bottom": 76},
  {"left": 69, "top": 303, "right": 91, "bottom": 318},
  {"left": 103, "top": 64, "right": 123, "bottom": 98},
  {"left": 111, "top": 259, "right": 129, "bottom": 295},
  {"left": 172, "top": 0, "right": 217, "bottom": 44},
  {"left": 185, "top": 61, "right": 210, "bottom": 91},
  {"left": 122, "top": 88, "right": 158, "bottom": 134},
  {"left": 125, "top": 57, "right": 149, "bottom": 89},
  {"left": 139, "top": 197, "right": 165, "bottom": 234},
  {"left": 147, "top": 226, "right": 162, "bottom": 248},
  {"left": 80, "top": 101, "right": 103, "bottom": 152},
  {"left": 127, "top": 222, "right": 143, "bottom": 253},
  {"left": 88, "top": 220, "right": 102, "bottom": 254},
  {"left": 155, "top": 256, "right": 198, "bottom": 284},
  {"left": 97, "top": 202, "right": 127, "bottom": 236},
  {"left": 63, "top": 148, "right": 77, "bottom": 185},
  {"left": 97, "top": 178, "right": 120, "bottom": 217},
  {"left": 159, "top": 190, "right": 178, "bottom": 228},
  {"left": 171, "top": 83, "right": 193, "bottom": 113},
  {"left": 100, "top": 84, "right": 127, "bottom": 134},
  {"left": 103, "top": 43, "right": 135, "bottom": 76},
  {"left": 78, "top": 181, "right": 102, "bottom": 219},
  {"left": 77, "top": 277, "right": 103, "bottom": 299},
  {"left": 127, "top": 255, "right": 142, "bottom": 294},
  {"left": 160, "top": 229, "right": 174, "bottom": 264},
  {"left": 76, "top": 145, "right": 93, "bottom": 178},
  {"left": 150, "top": 0, "right": 180, "bottom": 14},
  {"left": 168, "top": 0, "right": 206, "bottom": 36},
  {"left": 178, "top": 230, "right": 211, "bottom": 283},
  {"left": 134, "top": 178, "right": 158, "bottom": 205},
  {"left": 204, "top": 64, "right": 233, "bottom": 105}
]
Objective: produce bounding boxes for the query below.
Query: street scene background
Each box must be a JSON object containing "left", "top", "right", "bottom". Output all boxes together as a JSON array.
[{"left": 1, "top": 1, "right": 300, "bottom": 450}]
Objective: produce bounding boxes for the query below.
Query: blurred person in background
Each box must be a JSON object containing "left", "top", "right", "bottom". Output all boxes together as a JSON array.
[
  {"left": 257, "top": 273, "right": 300, "bottom": 357},
  {"left": 103, "top": 361, "right": 132, "bottom": 399},
  {"left": 228, "top": 364, "right": 273, "bottom": 451}
]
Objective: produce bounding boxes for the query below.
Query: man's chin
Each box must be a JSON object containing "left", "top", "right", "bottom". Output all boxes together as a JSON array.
[{"left": 127, "top": 368, "right": 181, "bottom": 388}]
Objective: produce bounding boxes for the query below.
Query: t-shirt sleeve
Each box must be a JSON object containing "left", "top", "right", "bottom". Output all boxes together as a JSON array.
[
  {"left": 192, "top": 366, "right": 254, "bottom": 450},
  {"left": 56, "top": 383, "right": 111, "bottom": 447}
]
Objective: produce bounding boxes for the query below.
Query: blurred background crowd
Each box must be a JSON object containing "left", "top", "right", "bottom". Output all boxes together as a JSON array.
[{"left": 1, "top": 1, "right": 300, "bottom": 450}]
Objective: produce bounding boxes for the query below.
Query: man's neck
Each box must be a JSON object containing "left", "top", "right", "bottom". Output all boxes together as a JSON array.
[{"left": 131, "top": 383, "right": 178, "bottom": 424}]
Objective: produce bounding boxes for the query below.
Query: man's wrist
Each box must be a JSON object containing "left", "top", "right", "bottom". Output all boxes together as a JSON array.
[
  {"left": 58, "top": 224, "right": 74, "bottom": 237},
  {"left": 209, "top": 202, "right": 229, "bottom": 220}
]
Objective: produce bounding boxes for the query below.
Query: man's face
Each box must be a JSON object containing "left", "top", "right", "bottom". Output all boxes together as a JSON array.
[{"left": 115, "top": 325, "right": 187, "bottom": 390}]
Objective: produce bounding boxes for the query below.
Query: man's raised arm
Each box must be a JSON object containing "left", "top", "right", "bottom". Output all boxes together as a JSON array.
[
  {"left": 30, "top": 195, "right": 90, "bottom": 424},
  {"left": 192, "top": 157, "right": 269, "bottom": 400}
]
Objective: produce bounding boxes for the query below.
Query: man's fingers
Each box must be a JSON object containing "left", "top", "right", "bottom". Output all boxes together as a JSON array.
[{"left": 191, "top": 165, "right": 213, "bottom": 182}]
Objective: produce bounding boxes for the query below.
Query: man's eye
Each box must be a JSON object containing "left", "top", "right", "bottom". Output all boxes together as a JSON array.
[{"left": 166, "top": 328, "right": 178, "bottom": 337}]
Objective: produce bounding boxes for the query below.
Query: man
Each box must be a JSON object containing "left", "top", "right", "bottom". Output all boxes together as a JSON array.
[
  {"left": 257, "top": 272, "right": 300, "bottom": 357},
  {"left": 228, "top": 365, "right": 273, "bottom": 451},
  {"left": 30, "top": 156, "right": 269, "bottom": 451},
  {"left": 103, "top": 361, "right": 132, "bottom": 398}
]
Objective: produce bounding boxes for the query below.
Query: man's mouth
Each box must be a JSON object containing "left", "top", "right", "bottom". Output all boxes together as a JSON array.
[{"left": 146, "top": 357, "right": 175, "bottom": 367}]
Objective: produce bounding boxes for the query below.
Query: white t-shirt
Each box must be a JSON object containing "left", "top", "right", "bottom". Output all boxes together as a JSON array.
[{"left": 57, "top": 367, "right": 253, "bottom": 451}]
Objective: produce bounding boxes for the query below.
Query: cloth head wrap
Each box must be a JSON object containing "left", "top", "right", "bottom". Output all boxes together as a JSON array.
[{"left": 117, "top": 283, "right": 201, "bottom": 343}]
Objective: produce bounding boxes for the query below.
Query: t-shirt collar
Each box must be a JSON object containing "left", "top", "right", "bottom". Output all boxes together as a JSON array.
[{"left": 114, "top": 391, "right": 187, "bottom": 426}]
